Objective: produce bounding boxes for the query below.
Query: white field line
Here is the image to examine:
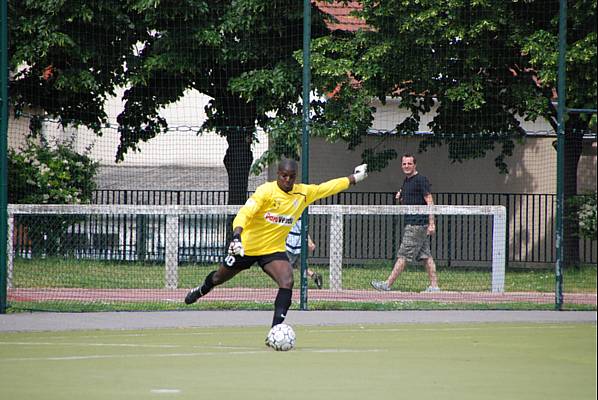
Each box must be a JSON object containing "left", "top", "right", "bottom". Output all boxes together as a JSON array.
[
  {"left": 16, "top": 331, "right": 222, "bottom": 340},
  {"left": 0, "top": 341, "right": 180, "bottom": 347},
  {"left": 150, "top": 389, "right": 181, "bottom": 394},
  {"left": 306, "top": 324, "right": 585, "bottom": 334},
  {"left": 1, "top": 348, "right": 383, "bottom": 362},
  {"left": 0, "top": 341, "right": 258, "bottom": 351}
]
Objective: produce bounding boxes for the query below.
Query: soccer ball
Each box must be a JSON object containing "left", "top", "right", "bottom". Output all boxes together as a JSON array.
[{"left": 266, "top": 323, "right": 296, "bottom": 351}]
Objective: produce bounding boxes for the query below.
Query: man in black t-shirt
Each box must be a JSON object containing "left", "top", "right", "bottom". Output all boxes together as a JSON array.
[{"left": 371, "top": 154, "right": 440, "bottom": 292}]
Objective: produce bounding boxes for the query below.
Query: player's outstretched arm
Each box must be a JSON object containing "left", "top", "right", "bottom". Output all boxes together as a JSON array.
[{"left": 349, "top": 163, "right": 368, "bottom": 185}]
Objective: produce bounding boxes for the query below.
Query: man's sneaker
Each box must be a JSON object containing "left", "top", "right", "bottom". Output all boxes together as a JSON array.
[
  {"left": 423, "top": 286, "right": 440, "bottom": 293},
  {"left": 313, "top": 273, "right": 323, "bottom": 289},
  {"left": 184, "top": 285, "right": 204, "bottom": 304},
  {"left": 370, "top": 280, "right": 391, "bottom": 291}
]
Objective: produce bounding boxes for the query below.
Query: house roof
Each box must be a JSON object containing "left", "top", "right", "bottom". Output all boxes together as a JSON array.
[{"left": 314, "top": 1, "right": 366, "bottom": 32}]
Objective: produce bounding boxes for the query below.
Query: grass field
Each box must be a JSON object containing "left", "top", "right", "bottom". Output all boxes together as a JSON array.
[
  {"left": 12, "top": 258, "right": 598, "bottom": 293},
  {"left": 0, "top": 322, "right": 595, "bottom": 400}
]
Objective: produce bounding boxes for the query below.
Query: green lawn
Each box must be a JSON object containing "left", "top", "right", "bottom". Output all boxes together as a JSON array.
[
  {"left": 0, "top": 322, "right": 595, "bottom": 400},
  {"left": 12, "top": 258, "right": 597, "bottom": 293}
]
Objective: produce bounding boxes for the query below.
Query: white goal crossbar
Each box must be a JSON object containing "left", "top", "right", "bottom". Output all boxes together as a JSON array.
[{"left": 6, "top": 204, "right": 507, "bottom": 292}]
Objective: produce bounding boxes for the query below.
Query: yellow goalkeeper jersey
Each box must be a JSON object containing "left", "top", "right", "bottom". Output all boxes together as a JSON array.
[{"left": 233, "top": 177, "right": 350, "bottom": 256}]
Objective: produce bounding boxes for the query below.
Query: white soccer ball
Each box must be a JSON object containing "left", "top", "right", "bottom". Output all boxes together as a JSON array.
[{"left": 266, "top": 323, "right": 296, "bottom": 351}]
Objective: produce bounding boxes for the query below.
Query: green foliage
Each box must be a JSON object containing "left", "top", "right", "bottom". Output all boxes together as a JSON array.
[
  {"left": 309, "top": 0, "right": 597, "bottom": 173},
  {"left": 8, "top": 133, "right": 99, "bottom": 256},
  {"left": 9, "top": 1, "right": 596, "bottom": 196},
  {"left": 361, "top": 147, "right": 397, "bottom": 172},
  {"left": 568, "top": 192, "right": 597, "bottom": 240},
  {"left": 8, "top": 0, "right": 143, "bottom": 132},
  {"left": 115, "top": 0, "right": 325, "bottom": 160},
  {"left": 8, "top": 135, "right": 98, "bottom": 204},
  {"left": 9, "top": 1, "right": 331, "bottom": 202}
]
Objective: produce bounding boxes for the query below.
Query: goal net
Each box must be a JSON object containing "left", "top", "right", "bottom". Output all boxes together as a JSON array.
[{"left": 6, "top": 203, "right": 553, "bottom": 311}]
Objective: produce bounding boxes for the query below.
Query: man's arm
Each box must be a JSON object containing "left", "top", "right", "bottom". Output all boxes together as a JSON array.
[
  {"left": 306, "top": 164, "right": 368, "bottom": 204},
  {"left": 424, "top": 193, "right": 435, "bottom": 234},
  {"left": 307, "top": 235, "right": 316, "bottom": 252}
]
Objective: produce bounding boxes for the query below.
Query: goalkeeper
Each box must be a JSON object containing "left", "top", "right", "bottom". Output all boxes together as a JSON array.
[{"left": 184, "top": 159, "right": 368, "bottom": 330}]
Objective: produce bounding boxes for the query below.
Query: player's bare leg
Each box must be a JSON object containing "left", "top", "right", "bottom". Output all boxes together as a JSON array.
[
  {"left": 184, "top": 264, "right": 243, "bottom": 304},
  {"left": 371, "top": 256, "right": 406, "bottom": 291},
  {"left": 423, "top": 257, "right": 439, "bottom": 291},
  {"left": 387, "top": 256, "right": 407, "bottom": 287},
  {"left": 262, "top": 259, "right": 294, "bottom": 326}
]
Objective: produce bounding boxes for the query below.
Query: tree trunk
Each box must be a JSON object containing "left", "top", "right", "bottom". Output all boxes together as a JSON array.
[
  {"left": 562, "top": 125, "right": 584, "bottom": 268},
  {"left": 224, "top": 127, "right": 253, "bottom": 205},
  {"left": 217, "top": 96, "right": 257, "bottom": 206}
]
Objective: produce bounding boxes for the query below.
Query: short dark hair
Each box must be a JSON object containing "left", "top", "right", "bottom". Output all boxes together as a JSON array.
[
  {"left": 278, "top": 158, "right": 298, "bottom": 172},
  {"left": 402, "top": 154, "right": 417, "bottom": 164}
]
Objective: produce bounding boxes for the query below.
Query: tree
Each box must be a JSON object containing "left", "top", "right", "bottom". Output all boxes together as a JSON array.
[
  {"left": 8, "top": 1, "right": 145, "bottom": 133},
  {"left": 305, "top": 0, "right": 596, "bottom": 267},
  {"left": 9, "top": 1, "right": 329, "bottom": 206},
  {"left": 8, "top": 129, "right": 99, "bottom": 256},
  {"left": 116, "top": 1, "right": 329, "bottom": 205}
]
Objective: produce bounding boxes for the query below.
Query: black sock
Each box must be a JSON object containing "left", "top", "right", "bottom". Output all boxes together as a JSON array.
[
  {"left": 272, "top": 288, "right": 292, "bottom": 327},
  {"left": 200, "top": 271, "right": 216, "bottom": 295}
]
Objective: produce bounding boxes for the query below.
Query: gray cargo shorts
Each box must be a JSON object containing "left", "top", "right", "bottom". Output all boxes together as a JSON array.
[{"left": 396, "top": 224, "right": 432, "bottom": 262}]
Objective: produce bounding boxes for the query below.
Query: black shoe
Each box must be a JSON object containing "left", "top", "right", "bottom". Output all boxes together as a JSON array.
[
  {"left": 184, "top": 285, "right": 204, "bottom": 304},
  {"left": 312, "top": 273, "right": 323, "bottom": 289}
]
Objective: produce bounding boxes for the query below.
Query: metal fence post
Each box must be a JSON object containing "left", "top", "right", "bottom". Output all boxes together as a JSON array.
[
  {"left": 165, "top": 215, "right": 179, "bottom": 289},
  {"left": 329, "top": 213, "right": 343, "bottom": 291}
]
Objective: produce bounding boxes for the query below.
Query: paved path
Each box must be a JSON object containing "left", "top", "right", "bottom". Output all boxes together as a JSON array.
[{"left": 0, "top": 310, "right": 595, "bottom": 332}]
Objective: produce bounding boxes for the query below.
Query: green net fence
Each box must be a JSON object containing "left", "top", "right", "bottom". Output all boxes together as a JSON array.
[{"left": 1, "top": 0, "right": 596, "bottom": 312}]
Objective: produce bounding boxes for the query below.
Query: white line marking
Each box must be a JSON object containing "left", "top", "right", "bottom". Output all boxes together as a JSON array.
[
  {"left": 0, "top": 342, "right": 257, "bottom": 351},
  {"left": 150, "top": 389, "right": 181, "bottom": 394},
  {"left": 307, "top": 324, "right": 582, "bottom": 334},
  {"left": 0, "top": 342, "right": 179, "bottom": 348},
  {"left": 1, "top": 348, "right": 383, "bottom": 362}
]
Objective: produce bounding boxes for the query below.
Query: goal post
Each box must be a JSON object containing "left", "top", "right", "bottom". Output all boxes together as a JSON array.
[
  {"left": 7, "top": 203, "right": 507, "bottom": 295},
  {"left": 7, "top": 204, "right": 241, "bottom": 291},
  {"left": 310, "top": 205, "right": 507, "bottom": 293}
]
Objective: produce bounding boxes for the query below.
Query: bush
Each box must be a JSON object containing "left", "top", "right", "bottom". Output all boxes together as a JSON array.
[
  {"left": 8, "top": 135, "right": 98, "bottom": 204},
  {"left": 568, "top": 192, "right": 597, "bottom": 241},
  {"left": 9, "top": 134, "right": 99, "bottom": 256}
]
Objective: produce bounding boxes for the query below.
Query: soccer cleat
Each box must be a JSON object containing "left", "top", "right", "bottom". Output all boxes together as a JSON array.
[
  {"left": 313, "top": 273, "right": 323, "bottom": 289},
  {"left": 184, "top": 285, "right": 204, "bottom": 304},
  {"left": 423, "top": 286, "right": 441, "bottom": 293},
  {"left": 370, "top": 280, "right": 391, "bottom": 291}
]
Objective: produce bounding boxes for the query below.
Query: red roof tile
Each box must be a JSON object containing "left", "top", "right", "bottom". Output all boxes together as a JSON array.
[{"left": 314, "top": 1, "right": 367, "bottom": 32}]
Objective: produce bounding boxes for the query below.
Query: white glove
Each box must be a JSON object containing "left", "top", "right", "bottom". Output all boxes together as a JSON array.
[
  {"left": 228, "top": 235, "right": 244, "bottom": 256},
  {"left": 353, "top": 163, "right": 368, "bottom": 183}
]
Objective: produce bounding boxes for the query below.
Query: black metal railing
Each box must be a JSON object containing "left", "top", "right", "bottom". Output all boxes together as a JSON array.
[{"left": 11, "top": 190, "right": 597, "bottom": 267}]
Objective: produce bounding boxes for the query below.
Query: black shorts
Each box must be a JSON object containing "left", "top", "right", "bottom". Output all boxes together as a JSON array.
[{"left": 223, "top": 252, "right": 289, "bottom": 270}]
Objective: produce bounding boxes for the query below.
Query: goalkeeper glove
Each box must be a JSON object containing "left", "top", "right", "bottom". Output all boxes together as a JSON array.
[
  {"left": 353, "top": 163, "right": 368, "bottom": 183},
  {"left": 228, "top": 233, "right": 244, "bottom": 256}
]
